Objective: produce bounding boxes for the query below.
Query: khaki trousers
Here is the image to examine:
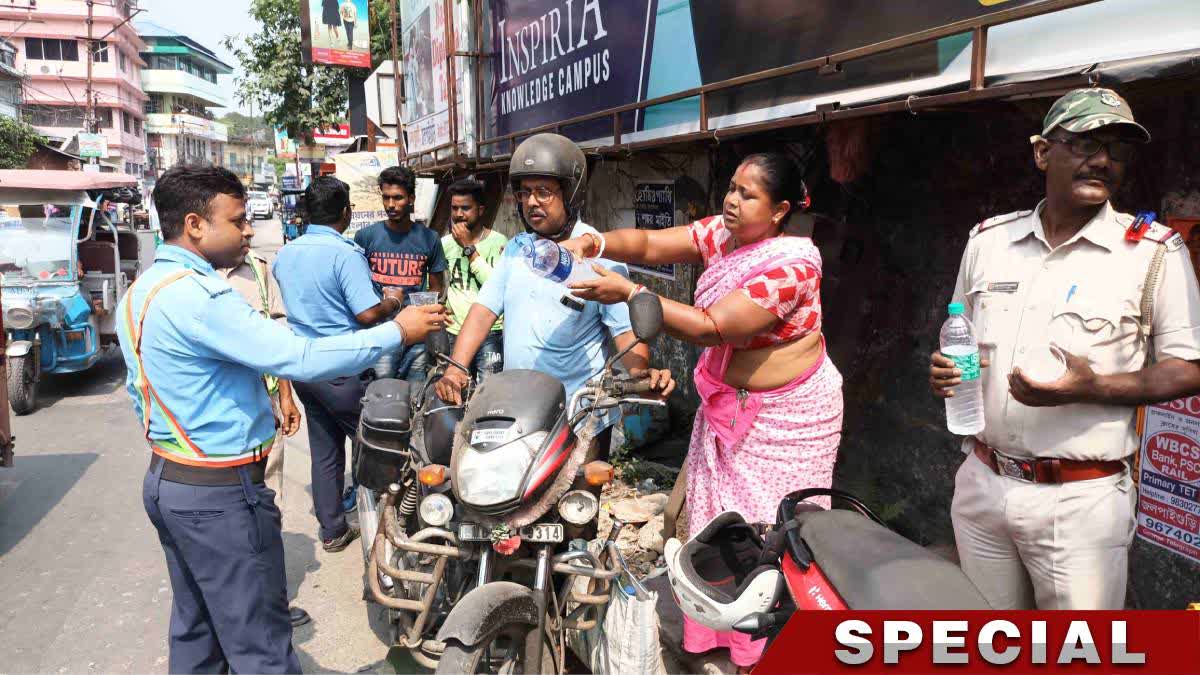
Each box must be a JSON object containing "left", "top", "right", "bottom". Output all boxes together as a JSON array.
[
  {"left": 266, "top": 394, "right": 286, "bottom": 501},
  {"left": 951, "top": 450, "right": 1136, "bottom": 610}
]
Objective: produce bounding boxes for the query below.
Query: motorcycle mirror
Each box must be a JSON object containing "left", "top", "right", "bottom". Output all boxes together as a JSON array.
[
  {"left": 628, "top": 292, "right": 663, "bottom": 342},
  {"left": 425, "top": 327, "right": 451, "bottom": 357}
]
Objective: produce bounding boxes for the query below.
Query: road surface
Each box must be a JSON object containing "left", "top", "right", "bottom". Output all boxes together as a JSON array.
[{"left": 0, "top": 218, "right": 420, "bottom": 673}]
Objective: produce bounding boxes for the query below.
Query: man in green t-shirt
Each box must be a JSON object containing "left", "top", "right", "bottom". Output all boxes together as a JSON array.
[{"left": 441, "top": 178, "right": 506, "bottom": 382}]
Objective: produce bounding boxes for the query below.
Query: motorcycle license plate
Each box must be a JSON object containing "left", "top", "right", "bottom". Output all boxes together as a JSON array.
[
  {"left": 458, "top": 523, "right": 491, "bottom": 542},
  {"left": 519, "top": 523, "right": 563, "bottom": 543}
]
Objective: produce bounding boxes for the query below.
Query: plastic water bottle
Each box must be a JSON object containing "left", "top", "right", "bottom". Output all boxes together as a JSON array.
[
  {"left": 940, "top": 302, "right": 985, "bottom": 435},
  {"left": 522, "top": 237, "right": 597, "bottom": 284}
]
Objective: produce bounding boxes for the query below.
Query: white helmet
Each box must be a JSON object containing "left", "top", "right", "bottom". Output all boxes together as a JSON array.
[{"left": 664, "top": 511, "right": 783, "bottom": 632}]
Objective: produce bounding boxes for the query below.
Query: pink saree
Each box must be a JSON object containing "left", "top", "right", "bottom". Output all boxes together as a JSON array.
[{"left": 681, "top": 235, "right": 844, "bottom": 667}]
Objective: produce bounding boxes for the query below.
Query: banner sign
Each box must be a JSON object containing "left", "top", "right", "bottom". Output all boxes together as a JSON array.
[
  {"left": 485, "top": 0, "right": 658, "bottom": 142},
  {"left": 756, "top": 611, "right": 1200, "bottom": 674},
  {"left": 333, "top": 151, "right": 399, "bottom": 236},
  {"left": 400, "top": 0, "right": 474, "bottom": 155},
  {"left": 629, "top": 181, "right": 674, "bottom": 280},
  {"left": 77, "top": 133, "right": 108, "bottom": 159},
  {"left": 301, "top": 0, "right": 372, "bottom": 68},
  {"left": 1137, "top": 398, "right": 1200, "bottom": 564},
  {"left": 477, "top": 0, "right": 1044, "bottom": 145}
]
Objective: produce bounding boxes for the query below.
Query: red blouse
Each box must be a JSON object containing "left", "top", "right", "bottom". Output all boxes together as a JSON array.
[{"left": 688, "top": 216, "right": 823, "bottom": 350}]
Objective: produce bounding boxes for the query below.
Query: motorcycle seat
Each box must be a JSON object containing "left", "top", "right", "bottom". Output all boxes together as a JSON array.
[{"left": 796, "top": 509, "right": 990, "bottom": 610}]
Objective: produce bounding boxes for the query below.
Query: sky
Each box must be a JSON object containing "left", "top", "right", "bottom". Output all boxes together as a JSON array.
[{"left": 135, "top": 0, "right": 256, "bottom": 116}]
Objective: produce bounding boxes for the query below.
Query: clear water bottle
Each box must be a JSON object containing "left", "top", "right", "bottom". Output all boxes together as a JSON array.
[
  {"left": 940, "top": 302, "right": 985, "bottom": 436},
  {"left": 522, "top": 237, "right": 598, "bottom": 284}
]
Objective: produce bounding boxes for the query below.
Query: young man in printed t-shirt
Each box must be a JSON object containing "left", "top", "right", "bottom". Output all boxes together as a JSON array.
[
  {"left": 353, "top": 165, "right": 447, "bottom": 385},
  {"left": 440, "top": 178, "right": 506, "bottom": 382}
]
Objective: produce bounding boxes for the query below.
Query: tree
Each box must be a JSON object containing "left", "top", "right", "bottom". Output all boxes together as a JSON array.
[
  {"left": 218, "top": 111, "right": 271, "bottom": 142},
  {"left": 224, "top": 0, "right": 353, "bottom": 144},
  {"left": 0, "top": 116, "right": 43, "bottom": 169},
  {"left": 226, "top": 0, "right": 397, "bottom": 144}
]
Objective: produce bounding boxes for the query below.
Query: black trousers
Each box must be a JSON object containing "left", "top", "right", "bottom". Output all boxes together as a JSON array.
[{"left": 294, "top": 374, "right": 369, "bottom": 541}]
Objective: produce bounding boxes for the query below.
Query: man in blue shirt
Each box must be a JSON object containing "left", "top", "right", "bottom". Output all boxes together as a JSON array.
[
  {"left": 119, "top": 165, "right": 444, "bottom": 674},
  {"left": 273, "top": 176, "right": 406, "bottom": 551},
  {"left": 354, "top": 165, "right": 447, "bottom": 385},
  {"left": 435, "top": 134, "right": 674, "bottom": 455}
]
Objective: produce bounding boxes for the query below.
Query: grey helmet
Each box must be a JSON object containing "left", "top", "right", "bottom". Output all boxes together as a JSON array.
[{"left": 509, "top": 133, "right": 587, "bottom": 234}]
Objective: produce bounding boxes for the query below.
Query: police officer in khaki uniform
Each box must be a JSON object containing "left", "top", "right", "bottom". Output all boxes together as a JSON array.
[
  {"left": 930, "top": 88, "right": 1200, "bottom": 610},
  {"left": 219, "top": 247, "right": 312, "bottom": 628},
  {"left": 220, "top": 249, "right": 300, "bottom": 497}
]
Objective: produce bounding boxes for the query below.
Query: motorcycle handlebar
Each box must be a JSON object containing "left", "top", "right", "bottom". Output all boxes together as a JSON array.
[{"left": 613, "top": 378, "right": 655, "bottom": 396}]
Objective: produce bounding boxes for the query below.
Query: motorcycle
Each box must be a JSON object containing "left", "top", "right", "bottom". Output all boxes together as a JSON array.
[
  {"left": 665, "top": 487, "right": 991, "bottom": 646},
  {"left": 357, "top": 292, "right": 670, "bottom": 672}
]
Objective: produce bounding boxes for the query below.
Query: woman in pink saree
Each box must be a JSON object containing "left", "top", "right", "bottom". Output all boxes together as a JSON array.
[{"left": 565, "top": 152, "right": 843, "bottom": 671}]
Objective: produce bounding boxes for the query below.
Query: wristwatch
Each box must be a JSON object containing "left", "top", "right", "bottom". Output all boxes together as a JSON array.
[{"left": 462, "top": 245, "right": 477, "bottom": 258}]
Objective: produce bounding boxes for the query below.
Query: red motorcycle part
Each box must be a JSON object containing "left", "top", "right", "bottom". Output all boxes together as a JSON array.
[
  {"left": 522, "top": 424, "right": 574, "bottom": 500},
  {"left": 781, "top": 553, "right": 846, "bottom": 611}
]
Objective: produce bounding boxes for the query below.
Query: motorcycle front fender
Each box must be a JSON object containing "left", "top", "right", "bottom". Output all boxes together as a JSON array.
[
  {"left": 6, "top": 340, "right": 32, "bottom": 358},
  {"left": 435, "top": 581, "right": 539, "bottom": 647}
]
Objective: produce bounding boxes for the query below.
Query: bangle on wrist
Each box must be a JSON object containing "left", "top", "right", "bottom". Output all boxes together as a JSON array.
[{"left": 592, "top": 232, "right": 607, "bottom": 258}]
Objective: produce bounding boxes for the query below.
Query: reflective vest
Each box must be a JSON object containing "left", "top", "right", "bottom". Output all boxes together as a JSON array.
[
  {"left": 246, "top": 256, "right": 280, "bottom": 397},
  {"left": 124, "top": 270, "right": 273, "bottom": 467}
]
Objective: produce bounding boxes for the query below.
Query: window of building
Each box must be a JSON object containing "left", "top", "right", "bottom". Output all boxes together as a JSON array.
[
  {"left": 118, "top": 50, "right": 128, "bottom": 72},
  {"left": 25, "top": 38, "right": 80, "bottom": 62},
  {"left": 30, "top": 107, "right": 115, "bottom": 128},
  {"left": 122, "top": 110, "right": 131, "bottom": 133},
  {"left": 91, "top": 41, "right": 109, "bottom": 63},
  {"left": 133, "top": 117, "right": 142, "bottom": 135}
]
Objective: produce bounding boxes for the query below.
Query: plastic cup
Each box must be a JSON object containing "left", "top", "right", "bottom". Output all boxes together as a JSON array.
[
  {"left": 409, "top": 291, "right": 439, "bottom": 306},
  {"left": 1020, "top": 345, "right": 1067, "bottom": 383}
]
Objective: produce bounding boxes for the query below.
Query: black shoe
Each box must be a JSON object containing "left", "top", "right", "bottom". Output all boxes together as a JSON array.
[
  {"left": 322, "top": 526, "right": 360, "bottom": 552},
  {"left": 289, "top": 606, "right": 311, "bottom": 627}
]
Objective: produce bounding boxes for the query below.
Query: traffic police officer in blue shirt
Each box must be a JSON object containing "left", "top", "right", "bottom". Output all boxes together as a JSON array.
[
  {"left": 272, "top": 176, "right": 407, "bottom": 552},
  {"left": 118, "top": 165, "right": 445, "bottom": 674}
]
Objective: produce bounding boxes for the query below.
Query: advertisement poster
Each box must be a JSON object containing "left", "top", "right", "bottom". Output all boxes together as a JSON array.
[
  {"left": 333, "top": 151, "right": 399, "bottom": 236},
  {"left": 629, "top": 181, "right": 674, "bottom": 280},
  {"left": 477, "top": 0, "right": 1041, "bottom": 145},
  {"left": 1137, "top": 398, "right": 1200, "bottom": 564},
  {"left": 400, "top": 0, "right": 473, "bottom": 155},
  {"left": 301, "top": 0, "right": 372, "bottom": 68},
  {"left": 77, "top": 133, "right": 108, "bottom": 159},
  {"left": 486, "top": 0, "right": 658, "bottom": 142}
]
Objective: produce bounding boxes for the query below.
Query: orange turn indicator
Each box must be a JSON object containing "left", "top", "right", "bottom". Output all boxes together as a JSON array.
[
  {"left": 583, "top": 461, "right": 614, "bottom": 486},
  {"left": 418, "top": 464, "right": 447, "bottom": 487}
]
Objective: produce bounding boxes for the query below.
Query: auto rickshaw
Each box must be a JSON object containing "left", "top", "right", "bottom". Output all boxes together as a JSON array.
[{"left": 0, "top": 170, "right": 156, "bottom": 414}]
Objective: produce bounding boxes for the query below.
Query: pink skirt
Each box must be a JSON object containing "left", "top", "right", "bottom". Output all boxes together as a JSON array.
[{"left": 682, "top": 355, "right": 844, "bottom": 666}]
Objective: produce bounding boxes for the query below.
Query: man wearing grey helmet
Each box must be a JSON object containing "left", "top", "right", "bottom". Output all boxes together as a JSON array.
[
  {"left": 435, "top": 133, "right": 675, "bottom": 455},
  {"left": 929, "top": 88, "right": 1200, "bottom": 609}
]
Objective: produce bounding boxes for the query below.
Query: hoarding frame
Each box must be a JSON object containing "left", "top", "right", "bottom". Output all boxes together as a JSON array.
[{"left": 401, "top": 0, "right": 1103, "bottom": 172}]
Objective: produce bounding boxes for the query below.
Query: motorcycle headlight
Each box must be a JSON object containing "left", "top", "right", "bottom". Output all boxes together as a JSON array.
[
  {"left": 418, "top": 493, "right": 454, "bottom": 528},
  {"left": 455, "top": 431, "right": 548, "bottom": 508},
  {"left": 5, "top": 305, "right": 34, "bottom": 329},
  {"left": 557, "top": 490, "right": 599, "bottom": 526}
]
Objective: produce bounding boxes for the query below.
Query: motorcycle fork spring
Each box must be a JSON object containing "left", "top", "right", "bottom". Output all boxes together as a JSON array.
[{"left": 397, "top": 477, "right": 418, "bottom": 519}]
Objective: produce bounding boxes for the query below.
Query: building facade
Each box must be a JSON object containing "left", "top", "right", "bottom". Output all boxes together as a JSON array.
[
  {"left": 2, "top": 0, "right": 147, "bottom": 173},
  {"left": 0, "top": 39, "right": 22, "bottom": 120},
  {"left": 136, "top": 20, "right": 231, "bottom": 178}
]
